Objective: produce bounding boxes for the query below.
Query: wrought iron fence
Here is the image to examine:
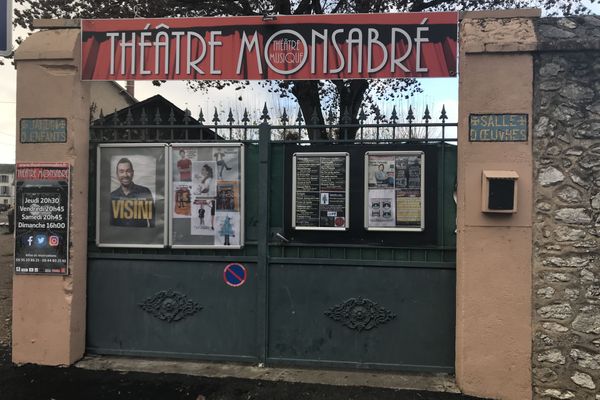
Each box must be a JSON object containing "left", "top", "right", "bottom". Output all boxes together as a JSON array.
[{"left": 90, "top": 103, "right": 457, "bottom": 144}]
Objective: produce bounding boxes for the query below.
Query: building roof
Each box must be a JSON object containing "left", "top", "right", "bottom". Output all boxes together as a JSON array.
[
  {"left": 0, "top": 164, "right": 15, "bottom": 174},
  {"left": 109, "top": 81, "right": 138, "bottom": 106},
  {"left": 92, "top": 94, "right": 220, "bottom": 140}
]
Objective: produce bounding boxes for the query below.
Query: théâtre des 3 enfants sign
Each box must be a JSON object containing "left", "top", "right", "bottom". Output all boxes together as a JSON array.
[{"left": 81, "top": 12, "right": 457, "bottom": 81}]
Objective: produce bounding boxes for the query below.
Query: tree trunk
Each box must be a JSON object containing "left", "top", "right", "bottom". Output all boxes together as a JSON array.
[
  {"left": 335, "top": 79, "right": 369, "bottom": 140},
  {"left": 291, "top": 80, "right": 328, "bottom": 140}
]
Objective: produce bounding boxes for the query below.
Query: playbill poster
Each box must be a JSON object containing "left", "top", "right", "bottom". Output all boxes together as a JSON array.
[
  {"left": 170, "top": 144, "right": 244, "bottom": 248},
  {"left": 365, "top": 151, "right": 424, "bottom": 231},
  {"left": 292, "top": 152, "right": 349, "bottom": 230},
  {"left": 96, "top": 144, "right": 167, "bottom": 247}
]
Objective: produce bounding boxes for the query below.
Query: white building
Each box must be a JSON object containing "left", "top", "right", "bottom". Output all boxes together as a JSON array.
[{"left": 0, "top": 164, "right": 15, "bottom": 208}]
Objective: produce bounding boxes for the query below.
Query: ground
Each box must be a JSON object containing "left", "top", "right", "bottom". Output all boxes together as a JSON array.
[
  {"left": 0, "top": 211, "right": 12, "bottom": 349},
  {"left": 0, "top": 217, "right": 487, "bottom": 400}
]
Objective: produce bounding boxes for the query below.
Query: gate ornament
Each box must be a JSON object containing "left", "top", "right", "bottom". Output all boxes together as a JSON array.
[
  {"left": 139, "top": 289, "right": 202, "bottom": 323},
  {"left": 324, "top": 297, "right": 396, "bottom": 332}
]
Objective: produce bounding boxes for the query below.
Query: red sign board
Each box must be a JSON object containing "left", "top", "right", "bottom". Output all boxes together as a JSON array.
[{"left": 81, "top": 12, "right": 457, "bottom": 81}]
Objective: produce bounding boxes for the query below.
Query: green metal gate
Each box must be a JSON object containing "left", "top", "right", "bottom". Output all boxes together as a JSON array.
[{"left": 86, "top": 104, "right": 457, "bottom": 371}]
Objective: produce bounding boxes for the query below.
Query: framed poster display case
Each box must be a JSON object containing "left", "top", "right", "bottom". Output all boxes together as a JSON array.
[
  {"left": 14, "top": 162, "right": 70, "bottom": 275},
  {"left": 96, "top": 144, "right": 168, "bottom": 247},
  {"left": 364, "top": 151, "right": 425, "bottom": 232},
  {"left": 292, "top": 152, "right": 350, "bottom": 231},
  {"left": 169, "top": 143, "right": 244, "bottom": 249}
]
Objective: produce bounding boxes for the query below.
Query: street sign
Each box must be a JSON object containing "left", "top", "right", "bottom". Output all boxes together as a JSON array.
[
  {"left": 223, "top": 263, "right": 247, "bottom": 287},
  {"left": 0, "top": 0, "right": 11, "bottom": 57},
  {"left": 20, "top": 118, "right": 68, "bottom": 143}
]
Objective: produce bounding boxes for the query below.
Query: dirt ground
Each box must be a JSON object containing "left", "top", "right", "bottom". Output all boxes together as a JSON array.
[
  {"left": 0, "top": 217, "right": 487, "bottom": 400},
  {"left": 0, "top": 211, "right": 12, "bottom": 348},
  {"left": 0, "top": 349, "right": 487, "bottom": 400}
]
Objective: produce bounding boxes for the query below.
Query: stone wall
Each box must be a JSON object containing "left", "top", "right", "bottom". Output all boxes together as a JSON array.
[{"left": 533, "top": 16, "right": 600, "bottom": 400}]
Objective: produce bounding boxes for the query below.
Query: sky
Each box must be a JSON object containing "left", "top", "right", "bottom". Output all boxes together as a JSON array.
[{"left": 0, "top": 2, "right": 598, "bottom": 164}]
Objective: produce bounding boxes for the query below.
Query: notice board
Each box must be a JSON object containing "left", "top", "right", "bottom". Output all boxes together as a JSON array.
[
  {"left": 292, "top": 152, "right": 349, "bottom": 230},
  {"left": 14, "top": 162, "right": 70, "bottom": 275},
  {"left": 364, "top": 151, "right": 425, "bottom": 231}
]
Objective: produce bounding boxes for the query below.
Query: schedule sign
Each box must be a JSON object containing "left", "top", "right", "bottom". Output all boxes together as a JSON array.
[
  {"left": 0, "top": 0, "right": 11, "bottom": 57},
  {"left": 292, "top": 152, "right": 349, "bottom": 230},
  {"left": 14, "top": 163, "right": 70, "bottom": 275}
]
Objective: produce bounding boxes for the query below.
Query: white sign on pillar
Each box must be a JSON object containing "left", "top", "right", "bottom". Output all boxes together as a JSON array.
[{"left": 0, "top": 0, "right": 11, "bottom": 57}]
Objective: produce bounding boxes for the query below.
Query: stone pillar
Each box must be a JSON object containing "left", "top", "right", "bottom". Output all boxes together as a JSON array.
[
  {"left": 456, "top": 10, "right": 540, "bottom": 400},
  {"left": 532, "top": 16, "right": 600, "bottom": 400},
  {"left": 12, "top": 26, "right": 90, "bottom": 365}
]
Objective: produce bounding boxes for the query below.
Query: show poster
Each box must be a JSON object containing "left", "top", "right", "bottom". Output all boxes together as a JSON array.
[
  {"left": 170, "top": 144, "right": 244, "bottom": 248},
  {"left": 293, "top": 153, "right": 349, "bottom": 230},
  {"left": 368, "top": 189, "right": 396, "bottom": 227},
  {"left": 96, "top": 144, "right": 167, "bottom": 247},
  {"left": 14, "top": 163, "right": 70, "bottom": 275},
  {"left": 173, "top": 182, "right": 192, "bottom": 217},
  {"left": 365, "top": 151, "right": 424, "bottom": 231}
]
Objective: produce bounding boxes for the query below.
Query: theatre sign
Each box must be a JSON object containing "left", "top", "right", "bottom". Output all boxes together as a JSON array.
[{"left": 81, "top": 12, "right": 457, "bottom": 81}]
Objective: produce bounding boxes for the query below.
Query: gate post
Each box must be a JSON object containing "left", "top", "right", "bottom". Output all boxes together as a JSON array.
[
  {"left": 256, "top": 122, "right": 271, "bottom": 364},
  {"left": 456, "top": 9, "right": 539, "bottom": 400},
  {"left": 12, "top": 24, "right": 90, "bottom": 365}
]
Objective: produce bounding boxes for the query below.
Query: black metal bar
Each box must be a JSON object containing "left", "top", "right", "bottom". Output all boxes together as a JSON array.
[
  {"left": 89, "top": 122, "right": 457, "bottom": 130},
  {"left": 257, "top": 122, "right": 271, "bottom": 366}
]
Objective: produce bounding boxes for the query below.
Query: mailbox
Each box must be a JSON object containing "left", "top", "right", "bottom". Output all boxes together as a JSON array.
[{"left": 482, "top": 170, "right": 519, "bottom": 213}]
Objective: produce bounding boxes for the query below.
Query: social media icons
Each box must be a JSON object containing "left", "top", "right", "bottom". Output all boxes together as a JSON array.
[
  {"left": 35, "top": 234, "right": 47, "bottom": 247},
  {"left": 22, "top": 234, "right": 57, "bottom": 247},
  {"left": 49, "top": 236, "right": 59, "bottom": 247}
]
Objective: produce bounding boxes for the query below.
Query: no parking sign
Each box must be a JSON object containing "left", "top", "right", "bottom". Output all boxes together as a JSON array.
[{"left": 223, "top": 263, "right": 247, "bottom": 287}]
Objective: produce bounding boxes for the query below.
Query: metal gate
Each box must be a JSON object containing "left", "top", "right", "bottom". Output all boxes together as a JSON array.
[{"left": 86, "top": 104, "right": 457, "bottom": 372}]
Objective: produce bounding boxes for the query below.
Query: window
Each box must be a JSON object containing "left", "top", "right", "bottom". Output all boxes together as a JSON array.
[{"left": 0, "top": 175, "right": 8, "bottom": 183}]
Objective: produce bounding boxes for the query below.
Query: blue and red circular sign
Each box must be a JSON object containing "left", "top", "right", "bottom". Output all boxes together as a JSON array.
[{"left": 223, "top": 263, "right": 247, "bottom": 287}]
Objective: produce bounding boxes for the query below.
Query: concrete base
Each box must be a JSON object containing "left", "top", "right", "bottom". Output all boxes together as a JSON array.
[{"left": 75, "top": 356, "right": 460, "bottom": 393}]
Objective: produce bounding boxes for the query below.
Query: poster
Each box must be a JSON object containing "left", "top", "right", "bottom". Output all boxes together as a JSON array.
[
  {"left": 364, "top": 151, "right": 424, "bottom": 231},
  {"left": 96, "top": 144, "right": 167, "bottom": 247},
  {"left": 14, "top": 163, "right": 70, "bottom": 275},
  {"left": 170, "top": 144, "right": 244, "bottom": 248},
  {"left": 214, "top": 212, "right": 241, "bottom": 246},
  {"left": 367, "top": 156, "right": 396, "bottom": 188},
  {"left": 192, "top": 160, "right": 217, "bottom": 197},
  {"left": 173, "top": 182, "right": 192, "bottom": 218},
  {"left": 293, "top": 153, "right": 349, "bottom": 230},
  {"left": 190, "top": 198, "right": 215, "bottom": 235},
  {"left": 367, "top": 189, "right": 396, "bottom": 227}
]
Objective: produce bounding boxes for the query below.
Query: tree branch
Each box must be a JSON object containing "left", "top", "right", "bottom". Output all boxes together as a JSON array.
[
  {"left": 409, "top": 0, "right": 451, "bottom": 12},
  {"left": 293, "top": 0, "right": 312, "bottom": 14}
]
